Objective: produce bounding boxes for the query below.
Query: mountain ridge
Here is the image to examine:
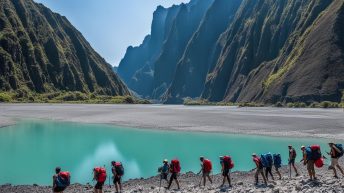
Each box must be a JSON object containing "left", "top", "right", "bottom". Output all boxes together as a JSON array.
[{"left": 118, "top": 0, "right": 344, "bottom": 104}]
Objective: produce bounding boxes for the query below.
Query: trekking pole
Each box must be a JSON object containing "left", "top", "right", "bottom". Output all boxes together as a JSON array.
[
  {"left": 198, "top": 173, "right": 203, "bottom": 187},
  {"left": 159, "top": 174, "right": 162, "bottom": 191},
  {"left": 289, "top": 163, "right": 291, "bottom": 179}
]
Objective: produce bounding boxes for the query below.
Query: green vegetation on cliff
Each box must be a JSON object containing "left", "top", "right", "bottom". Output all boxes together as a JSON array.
[{"left": 0, "top": 0, "right": 129, "bottom": 101}]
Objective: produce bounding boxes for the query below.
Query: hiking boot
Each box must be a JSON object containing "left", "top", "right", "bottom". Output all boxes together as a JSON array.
[
  {"left": 334, "top": 175, "right": 339, "bottom": 179},
  {"left": 295, "top": 173, "right": 300, "bottom": 177}
]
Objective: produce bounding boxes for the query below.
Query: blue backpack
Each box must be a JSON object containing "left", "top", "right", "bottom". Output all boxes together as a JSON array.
[
  {"left": 306, "top": 145, "right": 322, "bottom": 160},
  {"left": 335, "top": 144, "right": 344, "bottom": 158},
  {"left": 305, "top": 147, "right": 313, "bottom": 160},
  {"left": 273, "top": 154, "right": 282, "bottom": 168},
  {"left": 261, "top": 153, "right": 273, "bottom": 167}
]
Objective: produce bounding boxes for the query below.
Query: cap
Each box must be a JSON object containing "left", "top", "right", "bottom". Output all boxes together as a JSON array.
[
  {"left": 163, "top": 159, "right": 168, "bottom": 163},
  {"left": 252, "top": 153, "right": 257, "bottom": 157},
  {"left": 301, "top": 145, "right": 305, "bottom": 149}
]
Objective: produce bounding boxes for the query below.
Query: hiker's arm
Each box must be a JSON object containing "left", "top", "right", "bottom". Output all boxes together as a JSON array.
[
  {"left": 52, "top": 175, "right": 56, "bottom": 190},
  {"left": 333, "top": 146, "right": 341, "bottom": 153}
]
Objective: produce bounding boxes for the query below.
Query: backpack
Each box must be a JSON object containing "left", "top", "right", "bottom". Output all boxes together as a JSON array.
[
  {"left": 253, "top": 157, "right": 263, "bottom": 169},
  {"left": 171, "top": 159, "right": 181, "bottom": 173},
  {"left": 273, "top": 154, "right": 282, "bottom": 168},
  {"left": 335, "top": 144, "right": 344, "bottom": 158},
  {"left": 94, "top": 167, "right": 107, "bottom": 183},
  {"left": 203, "top": 159, "right": 212, "bottom": 173},
  {"left": 315, "top": 158, "right": 324, "bottom": 168},
  {"left": 223, "top": 156, "right": 234, "bottom": 170},
  {"left": 56, "top": 172, "right": 70, "bottom": 188},
  {"left": 305, "top": 147, "right": 313, "bottom": 160},
  {"left": 260, "top": 153, "right": 272, "bottom": 167},
  {"left": 310, "top": 145, "right": 322, "bottom": 160},
  {"left": 115, "top": 162, "right": 124, "bottom": 176}
]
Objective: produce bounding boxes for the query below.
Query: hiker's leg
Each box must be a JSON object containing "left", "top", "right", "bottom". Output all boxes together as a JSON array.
[
  {"left": 276, "top": 168, "right": 282, "bottom": 180},
  {"left": 221, "top": 176, "right": 226, "bottom": 186},
  {"left": 207, "top": 174, "right": 213, "bottom": 184},
  {"left": 119, "top": 182, "right": 122, "bottom": 192},
  {"left": 292, "top": 162, "right": 299, "bottom": 175},
  {"left": 254, "top": 169, "right": 259, "bottom": 184},
  {"left": 175, "top": 178, "right": 180, "bottom": 189},
  {"left": 115, "top": 183, "right": 119, "bottom": 193},
  {"left": 265, "top": 168, "right": 269, "bottom": 181},
  {"left": 261, "top": 170, "right": 267, "bottom": 185},
  {"left": 269, "top": 168, "right": 274, "bottom": 180},
  {"left": 336, "top": 164, "right": 344, "bottom": 176},
  {"left": 203, "top": 175, "right": 206, "bottom": 186},
  {"left": 227, "top": 173, "right": 231, "bottom": 186},
  {"left": 167, "top": 175, "right": 173, "bottom": 189}
]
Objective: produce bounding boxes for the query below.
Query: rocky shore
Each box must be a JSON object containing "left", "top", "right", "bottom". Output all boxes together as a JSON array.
[{"left": 1, "top": 162, "right": 344, "bottom": 193}]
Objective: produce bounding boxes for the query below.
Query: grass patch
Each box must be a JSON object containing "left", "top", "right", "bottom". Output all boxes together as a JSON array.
[
  {"left": 0, "top": 92, "right": 13, "bottom": 102},
  {"left": 0, "top": 90, "right": 150, "bottom": 104}
]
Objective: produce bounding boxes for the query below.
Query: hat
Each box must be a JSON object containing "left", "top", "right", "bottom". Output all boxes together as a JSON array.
[
  {"left": 252, "top": 153, "right": 257, "bottom": 157},
  {"left": 288, "top": 145, "right": 292, "bottom": 147},
  {"left": 301, "top": 145, "right": 305, "bottom": 149},
  {"left": 329, "top": 142, "right": 335, "bottom": 144},
  {"left": 163, "top": 159, "right": 168, "bottom": 163}
]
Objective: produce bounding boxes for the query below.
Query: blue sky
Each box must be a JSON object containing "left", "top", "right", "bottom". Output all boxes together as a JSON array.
[{"left": 34, "top": 0, "right": 190, "bottom": 66}]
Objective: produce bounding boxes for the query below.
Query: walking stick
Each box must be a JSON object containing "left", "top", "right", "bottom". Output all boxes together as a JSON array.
[{"left": 289, "top": 163, "right": 291, "bottom": 179}]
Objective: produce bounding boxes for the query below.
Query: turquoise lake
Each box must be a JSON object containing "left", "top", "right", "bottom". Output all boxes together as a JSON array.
[{"left": 0, "top": 120, "right": 337, "bottom": 185}]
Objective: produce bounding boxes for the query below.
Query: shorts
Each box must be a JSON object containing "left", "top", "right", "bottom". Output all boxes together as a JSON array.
[
  {"left": 161, "top": 173, "right": 168, "bottom": 180},
  {"left": 331, "top": 158, "right": 339, "bottom": 167},
  {"left": 53, "top": 186, "right": 66, "bottom": 192},
  {"left": 203, "top": 172, "right": 210, "bottom": 177},
  {"left": 289, "top": 159, "right": 295, "bottom": 164},
  {"left": 307, "top": 160, "right": 315, "bottom": 171},
  {"left": 170, "top": 172, "right": 178, "bottom": 180},
  {"left": 95, "top": 181, "right": 104, "bottom": 190},
  {"left": 113, "top": 175, "right": 121, "bottom": 184},
  {"left": 274, "top": 165, "right": 281, "bottom": 171},
  {"left": 222, "top": 169, "right": 230, "bottom": 176}
]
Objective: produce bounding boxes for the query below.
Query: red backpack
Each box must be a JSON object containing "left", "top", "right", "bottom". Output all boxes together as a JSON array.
[
  {"left": 223, "top": 156, "right": 234, "bottom": 169},
  {"left": 171, "top": 159, "right": 181, "bottom": 173},
  {"left": 203, "top": 159, "right": 212, "bottom": 173},
  {"left": 94, "top": 167, "right": 107, "bottom": 183},
  {"left": 315, "top": 158, "right": 324, "bottom": 168}
]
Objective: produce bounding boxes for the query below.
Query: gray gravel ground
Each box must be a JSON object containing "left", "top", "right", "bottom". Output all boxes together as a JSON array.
[
  {"left": 0, "top": 104, "right": 343, "bottom": 139},
  {"left": 1, "top": 162, "right": 344, "bottom": 193}
]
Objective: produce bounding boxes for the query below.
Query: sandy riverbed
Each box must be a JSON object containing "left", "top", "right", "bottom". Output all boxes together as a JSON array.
[{"left": 0, "top": 104, "right": 343, "bottom": 139}]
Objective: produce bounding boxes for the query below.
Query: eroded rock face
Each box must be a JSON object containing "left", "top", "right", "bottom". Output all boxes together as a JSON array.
[
  {"left": 118, "top": 0, "right": 344, "bottom": 104},
  {"left": 0, "top": 0, "right": 129, "bottom": 96}
]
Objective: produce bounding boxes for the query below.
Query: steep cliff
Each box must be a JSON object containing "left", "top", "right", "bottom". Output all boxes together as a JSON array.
[
  {"left": 0, "top": 0, "right": 129, "bottom": 98},
  {"left": 118, "top": 0, "right": 344, "bottom": 104}
]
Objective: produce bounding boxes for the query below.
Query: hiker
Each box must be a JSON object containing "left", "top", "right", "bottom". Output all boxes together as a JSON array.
[
  {"left": 300, "top": 145, "right": 317, "bottom": 181},
  {"left": 327, "top": 143, "right": 344, "bottom": 178},
  {"left": 288, "top": 145, "right": 300, "bottom": 176},
  {"left": 273, "top": 154, "right": 282, "bottom": 180},
  {"left": 93, "top": 167, "right": 107, "bottom": 193},
  {"left": 221, "top": 155, "right": 234, "bottom": 187},
  {"left": 52, "top": 167, "right": 70, "bottom": 193},
  {"left": 111, "top": 161, "right": 124, "bottom": 193},
  {"left": 252, "top": 153, "right": 267, "bottom": 186},
  {"left": 197, "top": 156, "right": 213, "bottom": 186},
  {"left": 158, "top": 159, "right": 170, "bottom": 187},
  {"left": 261, "top": 153, "right": 274, "bottom": 181},
  {"left": 167, "top": 159, "right": 181, "bottom": 190}
]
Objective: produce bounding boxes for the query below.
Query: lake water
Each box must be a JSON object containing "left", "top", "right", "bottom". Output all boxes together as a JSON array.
[{"left": 0, "top": 120, "right": 337, "bottom": 185}]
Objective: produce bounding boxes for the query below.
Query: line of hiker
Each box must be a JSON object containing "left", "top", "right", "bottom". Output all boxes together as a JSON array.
[{"left": 52, "top": 143, "right": 344, "bottom": 192}]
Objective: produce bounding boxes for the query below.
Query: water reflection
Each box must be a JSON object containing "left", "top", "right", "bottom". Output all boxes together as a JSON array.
[{"left": 75, "top": 142, "right": 141, "bottom": 184}]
